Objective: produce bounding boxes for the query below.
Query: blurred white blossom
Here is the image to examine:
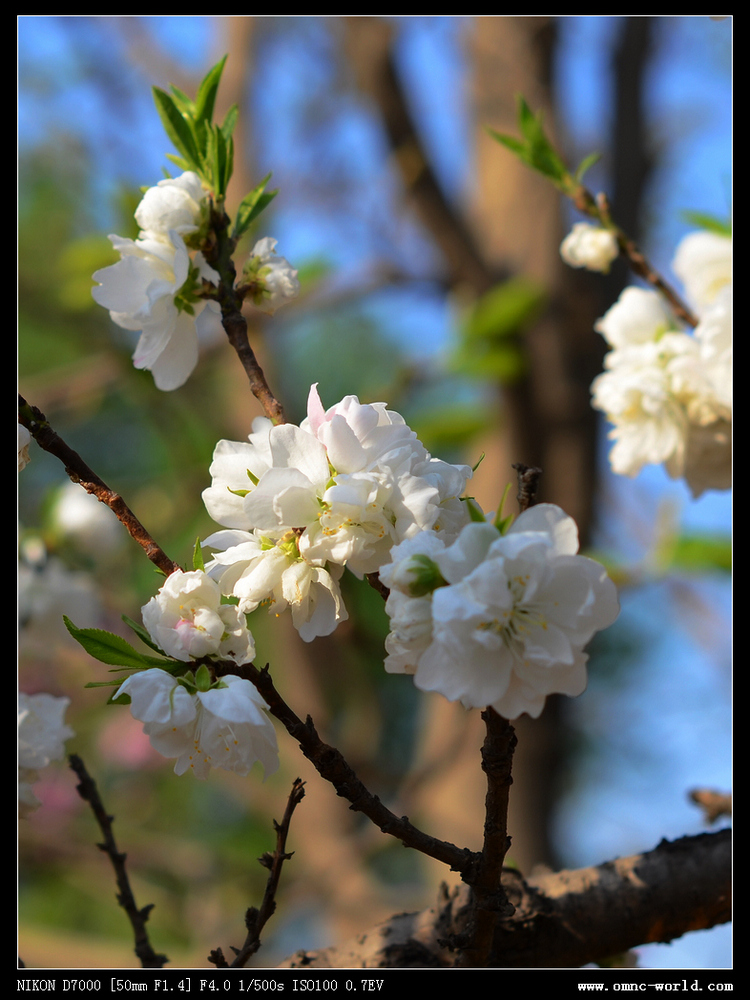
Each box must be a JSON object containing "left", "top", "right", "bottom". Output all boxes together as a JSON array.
[
  {"left": 18, "top": 693, "right": 75, "bottom": 816},
  {"left": 672, "top": 230, "right": 732, "bottom": 314},
  {"left": 560, "top": 223, "right": 619, "bottom": 273},
  {"left": 18, "top": 424, "right": 31, "bottom": 471},
  {"left": 51, "top": 481, "right": 123, "bottom": 555},
  {"left": 591, "top": 232, "right": 731, "bottom": 497}
]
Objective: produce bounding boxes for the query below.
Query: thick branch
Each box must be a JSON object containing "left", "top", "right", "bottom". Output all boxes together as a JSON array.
[
  {"left": 18, "top": 396, "right": 180, "bottom": 577},
  {"left": 279, "top": 828, "right": 731, "bottom": 968}
]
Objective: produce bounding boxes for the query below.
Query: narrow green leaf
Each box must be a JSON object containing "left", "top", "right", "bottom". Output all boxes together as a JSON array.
[
  {"left": 233, "top": 174, "right": 278, "bottom": 240},
  {"left": 152, "top": 87, "right": 202, "bottom": 170},
  {"left": 121, "top": 614, "right": 165, "bottom": 655},
  {"left": 463, "top": 498, "right": 487, "bottom": 523},
  {"left": 213, "top": 125, "right": 228, "bottom": 198},
  {"left": 486, "top": 128, "right": 526, "bottom": 157},
  {"left": 574, "top": 151, "right": 602, "bottom": 183},
  {"left": 195, "top": 55, "right": 228, "bottom": 126},
  {"left": 681, "top": 211, "right": 732, "bottom": 237},
  {"left": 193, "top": 537, "right": 206, "bottom": 572},
  {"left": 221, "top": 103, "right": 239, "bottom": 142},
  {"left": 169, "top": 84, "right": 195, "bottom": 115},
  {"left": 64, "top": 617, "right": 172, "bottom": 668},
  {"left": 165, "top": 153, "right": 192, "bottom": 173}
]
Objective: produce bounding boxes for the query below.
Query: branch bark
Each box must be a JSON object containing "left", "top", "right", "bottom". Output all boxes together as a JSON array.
[{"left": 278, "top": 828, "right": 731, "bottom": 968}]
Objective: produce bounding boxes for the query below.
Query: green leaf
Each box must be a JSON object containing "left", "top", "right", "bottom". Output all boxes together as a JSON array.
[
  {"left": 221, "top": 103, "right": 239, "bottom": 143},
  {"left": 192, "top": 537, "right": 206, "bottom": 572},
  {"left": 64, "top": 616, "right": 173, "bottom": 668},
  {"left": 121, "top": 614, "right": 166, "bottom": 655},
  {"left": 487, "top": 96, "right": 571, "bottom": 186},
  {"left": 681, "top": 211, "right": 732, "bottom": 237},
  {"left": 464, "top": 498, "right": 487, "bottom": 523},
  {"left": 152, "top": 87, "right": 203, "bottom": 171},
  {"left": 486, "top": 128, "right": 526, "bottom": 157},
  {"left": 195, "top": 55, "right": 228, "bottom": 128},
  {"left": 168, "top": 84, "right": 196, "bottom": 115},
  {"left": 233, "top": 174, "right": 278, "bottom": 241},
  {"left": 574, "top": 151, "right": 602, "bottom": 183},
  {"left": 668, "top": 534, "right": 732, "bottom": 574},
  {"left": 463, "top": 277, "right": 546, "bottom": 343},
  {"left": 165, "top": 152, "right": 192, "bottom": 173}
]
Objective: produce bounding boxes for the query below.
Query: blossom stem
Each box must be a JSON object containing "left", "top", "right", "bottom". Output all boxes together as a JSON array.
[
  {"left": 69, "top": 754, "right": 168, "bottom": 969},
  {"left": 571, "top": 187, "right": 699, "bottom": 328},
  {"left": 18, "top": 395, "right": 180, "bottom": 577},
  {"left": 215, "top": 660, "right": 480, "bottom": 876},
  {"left": 203, "top": 204, "right": 286, "bottom": 425}
]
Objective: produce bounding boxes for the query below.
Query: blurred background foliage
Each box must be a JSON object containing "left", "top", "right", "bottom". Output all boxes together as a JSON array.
[{"left": 18, "top": 16, "right": 730, "bottom": 969}]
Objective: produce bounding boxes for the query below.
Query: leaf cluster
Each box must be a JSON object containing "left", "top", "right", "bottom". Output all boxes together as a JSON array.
[
  {"left": 152, "top": 55, "right": 277, "bottom": 238},
  {"left": 488, "top": 95, "right": 600, "bottom": 199}
]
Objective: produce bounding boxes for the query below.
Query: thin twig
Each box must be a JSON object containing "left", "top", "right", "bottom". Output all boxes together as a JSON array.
[
  {"left": 203, "top": 205, "right": 286, "bottom": 425},
  {"left": 225, "top": 779, "right": 306, "bottom": 968},
  {"left": 213, "top": 660, "right": 479, "bottom": 879},
  {"left": 18, "top": 396, "right": 180, "bottom": 578},
  {"left": 68, "top": 754, "right": 168, "bottom": 969},
  {"left": 571, "top": 188, "right": 699, "bottom": 328}
]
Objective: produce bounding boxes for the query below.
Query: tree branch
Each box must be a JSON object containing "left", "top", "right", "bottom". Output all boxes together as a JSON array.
[
  {"left": 18, "top": 396, "right": 180, "bottom": 577},
  {"left": 203, "top": 204, "right": 287, "bottom": 425},
  {"left": 279, "top": 828, "right": 731, "bottom": 968},
  {"left": 213, "top": 660, "right": 480, "bottom": 877},
  {"left": 69, "top": 754, "right": 168, "bottom": 969}
]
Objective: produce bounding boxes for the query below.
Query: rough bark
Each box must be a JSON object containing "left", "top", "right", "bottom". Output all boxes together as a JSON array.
[{"left": 278, "top": 828, "right": 731, "bottom": 968}]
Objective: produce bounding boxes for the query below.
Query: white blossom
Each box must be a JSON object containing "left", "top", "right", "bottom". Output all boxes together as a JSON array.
[
  {"left": 591, "top": 253, "right": 731, "bottom": 496},
  {"left": 594, "top": 287, "right": 676, "bottom": 350},
  {"left": 92, "top": 230, "right": 219, "bottom": 391},
  {"left": 51, "top": 481, "right": 123, "bottom": 555},
  {"left": 560, "top": 223, "right": 619, "bottom": 273},
  {"left": 201, "top": 386, "right": 472, "bottom": 639},
  {"left": 142, "top": 569, "right": 256, "bottom": 664},
  {"left": 244, "top": 237, "right": 300, "bottom": 315},
  {"left": 18, "top": 424, "right": 31, "bottom": 471},
  {"left": 134, "top": 172, "right": 207, "bottom": 243},
  {"left": 672, "top": 230, "right": 732, "bottom": 314},
  {"left": 380, "top": 506, "right": 619, "bottom": 720},
  {"left": 115, "top": 669, "right": 278, "bottom": 779},
  {"left": 202, "top": 529, "right": 348, "bottom": 642},
  {"left": 18, "top": 693, "right": 75, "bottom": 816}
]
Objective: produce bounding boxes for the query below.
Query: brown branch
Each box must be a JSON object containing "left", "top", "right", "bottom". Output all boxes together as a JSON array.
[
  {"left": 279, "top": 828, "right": 731, "bottom": 968},
  {"left": 230, "top": 778, "right": 306, "bottom": 968},
  {"left": 69, "top": 754, "right": 168, "bottom": 969},
  {"left": 458, "top": 709, "right": 517, "bottom": 967},
  {"left": 18, "top": 396, "right": 180, "bottom": 577},
  {"left": 213, "top": 660, "right": 479, "bottom": 878},
  {"left": 512, "top": 463, "right": 543, "bottom": 513},
  {"left": 569, "top": 187, "right": 699, "bottom": 328}
]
